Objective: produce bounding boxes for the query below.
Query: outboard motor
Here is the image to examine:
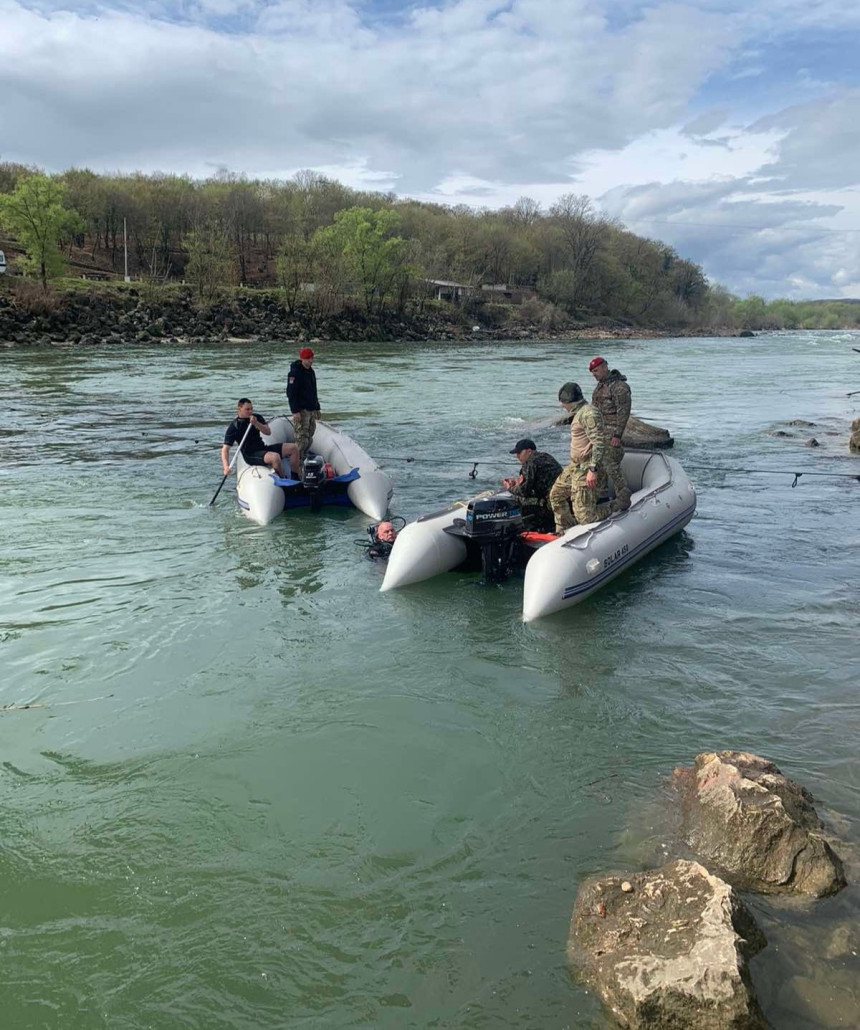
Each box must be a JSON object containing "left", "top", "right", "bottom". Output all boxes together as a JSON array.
[
  {"left": 463, "top": 494, "right": 524, "bottom": 584},
  {"left": 301, "top": 454, "right": 327, "bottom": 512}
]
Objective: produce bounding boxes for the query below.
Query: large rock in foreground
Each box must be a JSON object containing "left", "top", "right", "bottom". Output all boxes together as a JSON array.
[
  {"left": 569, "top": 860, "right": 767, "bottom": 1029},
  {"left": 675, "top": 751, "right": 846, "bottom": 897}
]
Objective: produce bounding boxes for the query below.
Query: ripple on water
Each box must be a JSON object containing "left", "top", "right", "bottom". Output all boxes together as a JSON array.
[{"left": 1, "top": 334, "right": 859, "bottom": 1028}]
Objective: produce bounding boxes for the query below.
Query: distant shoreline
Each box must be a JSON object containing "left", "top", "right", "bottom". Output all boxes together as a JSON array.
[{"left": 0, "top": 281, "right": 759, "bottom": 349}]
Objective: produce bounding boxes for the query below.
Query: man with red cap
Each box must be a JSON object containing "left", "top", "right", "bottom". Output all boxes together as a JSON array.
[
  {"left": 287, "top": 347, "right": 321, "bottom": 462},
  {"left": 589, "top": 356, "right": 631, "bottom": 512}
]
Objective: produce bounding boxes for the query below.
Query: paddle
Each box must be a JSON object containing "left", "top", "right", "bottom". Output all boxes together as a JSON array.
[{"left": 209, "top": 418, "right": 253, "bottom": 506}]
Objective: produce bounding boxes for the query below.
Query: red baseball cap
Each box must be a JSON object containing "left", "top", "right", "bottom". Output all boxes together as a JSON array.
[
  {"left": 588, "top": 356, "right": 607, "bottom": 372},
  {"left": 299, "top": 347, "right": 314, "bottom": 360}
]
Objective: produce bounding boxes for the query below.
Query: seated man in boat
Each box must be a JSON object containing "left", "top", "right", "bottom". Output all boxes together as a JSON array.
[
  {"left": 501, "top": 437, "right": 562, "bottom": 532},
  {"left": 221, "top": 398, "right": 299, "bottom": 479},
  {"left": 549, "top": 383, "right": 610, "bottom": 534}
]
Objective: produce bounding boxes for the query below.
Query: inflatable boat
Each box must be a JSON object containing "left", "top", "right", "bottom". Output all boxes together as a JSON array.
[
  {"left": 380, "top": 450, "right": 696, "bottom": 621},
  {"left": 234, "top": 416, "right": 393, "bottom": 525}
]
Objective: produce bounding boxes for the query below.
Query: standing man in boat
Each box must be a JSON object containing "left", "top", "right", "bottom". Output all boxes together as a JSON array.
[
  {"left": 221, "top": 399, "right": 299, "bottom": 479},
  {"left": 589, "top": 356, "right": 632, "bottom": 512},
  {"left": 501, "top": 438, "right": 563, "bottom": 532},
  {"left": 287, "top": 347, "right": 321, "bottom": 462},
  {"left": 549, "top": 382, "right": 610, "bottom": 533}
]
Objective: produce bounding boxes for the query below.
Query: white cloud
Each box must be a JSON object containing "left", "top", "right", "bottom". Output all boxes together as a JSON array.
[{"left": 1, "top": 0, "right": 859, "bottom": 296}]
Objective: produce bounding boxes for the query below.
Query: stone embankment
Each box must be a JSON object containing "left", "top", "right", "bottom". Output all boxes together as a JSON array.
[
  {"left": 0, "top": 285, "right": 738, "bottom": 347},
  {"left": 568, "top": 750, "right": 848, "bottom": 1029}
]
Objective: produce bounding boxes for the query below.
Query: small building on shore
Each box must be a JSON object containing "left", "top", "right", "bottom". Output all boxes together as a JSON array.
[{"left": 423, "top": 279, "right": 474, "bottom": 303}]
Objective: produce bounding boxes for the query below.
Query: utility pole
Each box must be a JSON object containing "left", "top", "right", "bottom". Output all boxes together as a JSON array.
[{"left": 123, "top": 217, "right": 130, "bottom": 282}]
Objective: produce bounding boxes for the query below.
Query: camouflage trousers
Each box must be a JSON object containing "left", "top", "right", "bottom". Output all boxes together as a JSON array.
[
  {"left": 605, "top": 442, "right": 631, "bottom": 512},
  {"left": 548, "top": 462, "right": 610, "bottom": 533},
  {"left": 518, "top": 496, "right": 555, "bottom": 533},
  {"left": 293, "top": 410, "right": 317, "bottom": 461}
]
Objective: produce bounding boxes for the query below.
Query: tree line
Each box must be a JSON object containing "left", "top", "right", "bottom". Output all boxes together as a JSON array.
[{"left": 1, "top": 161, "right": 858, "bottom": 331}]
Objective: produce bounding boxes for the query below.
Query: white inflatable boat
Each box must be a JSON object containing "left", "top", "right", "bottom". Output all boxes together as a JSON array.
[
  {"left": 234, "top": 415, "right": 393, "bottom": 526},
  {"left": 380, "top": 451, "right": 696, "bottom": 621}
]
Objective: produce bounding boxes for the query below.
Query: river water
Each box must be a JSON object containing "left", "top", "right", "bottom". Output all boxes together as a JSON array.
[{"left": 1, "top": 333, "right": 858, "bottom": 1029}]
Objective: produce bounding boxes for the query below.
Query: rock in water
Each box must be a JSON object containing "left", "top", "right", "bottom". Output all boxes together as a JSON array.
[
  {"left": 555, "top": 412, "right": 674, "bottom": 448},
  {"left": 675, "top": 751, "right": 846, "bottom": 897},
  {"left": 850, "top": 418, "right": 860, "bottom": 454},
  {"left": 622, "top": 414, "right": 674, "bottom": 449},
  {"left": 569, "top": 860, "right": 767, "bottom": 1030}
]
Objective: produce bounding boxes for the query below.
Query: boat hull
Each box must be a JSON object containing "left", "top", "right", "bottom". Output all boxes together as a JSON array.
[
  {"left": 522, "top": 452, "right": 695, "bottom": 620},
  {"left": 234, "top": 416, "right": 393, "bottom": 525},
  {"left": 381, "top": 452, "right": 696, "bottom": 620}
]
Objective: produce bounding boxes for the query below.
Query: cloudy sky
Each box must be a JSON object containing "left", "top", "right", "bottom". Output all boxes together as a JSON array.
[{"left": 2, "top": 0, "right": 859, "bottom": 298}]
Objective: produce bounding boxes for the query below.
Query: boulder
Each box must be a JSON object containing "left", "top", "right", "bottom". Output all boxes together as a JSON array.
[
  {"left": 675, "top": 751, "right": 846, "bottom": 897},
  {"left": 623, "top": 415, "right": 674, "bottom": 449},
  {"left": 555, "top": 412, "right": 675, "bottom": 448},
  {"left": 569, "top": 859, "right": 767, "bottom": 1030},
  {"left": 803, "top": 437, "right": 820, "bottom": 448},
  {"left": 850, "top": 418, "right": 860, "bottom": 455},
  {"left": 738, "top": 329, "right": 755, "bottom": 338}
]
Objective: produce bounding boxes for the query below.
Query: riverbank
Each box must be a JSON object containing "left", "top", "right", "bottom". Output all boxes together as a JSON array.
[{"left": 0, "top": 281, "right": 742, "bottom": 347}]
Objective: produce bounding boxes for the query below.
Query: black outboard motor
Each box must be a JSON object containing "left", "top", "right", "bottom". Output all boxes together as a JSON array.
[
  {"left": 463, "top": 494, "right": 524, "bottom": 584},
  {"left": 301, "top": 454, "right": 327, "bottom": 512}
]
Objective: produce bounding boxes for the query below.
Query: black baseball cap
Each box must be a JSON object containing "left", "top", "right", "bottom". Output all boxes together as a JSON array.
[{"left": 509, "top": 438, "right": 536, "bottom": 454}]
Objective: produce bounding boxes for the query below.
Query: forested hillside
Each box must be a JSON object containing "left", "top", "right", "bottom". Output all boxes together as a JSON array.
[{"left": 1, "top": 163, "right": 858, "bottom": 332}]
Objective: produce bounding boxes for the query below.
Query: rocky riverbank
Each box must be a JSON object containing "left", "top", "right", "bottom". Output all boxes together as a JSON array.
[{"left": 0, "top": 283, "right": 740, "bottom": 348}]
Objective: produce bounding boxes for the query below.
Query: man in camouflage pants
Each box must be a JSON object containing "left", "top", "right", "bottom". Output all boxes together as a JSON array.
[
  {"left": 549, "top": 382, "right": 610, "bottom": 533},
  {"left": 589, "top": 356, "right": 632, "bottom": 512},
  {"left": 501, "top": 437, "right": 563, "bottom": 532},
  {"left": 286, "top": 346, "right": 321, "bottom": 462}
]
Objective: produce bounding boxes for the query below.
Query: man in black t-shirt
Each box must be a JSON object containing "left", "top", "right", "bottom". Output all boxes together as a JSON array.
[{"left": 221, "top": 398, "right": 299, "bottom": 479}]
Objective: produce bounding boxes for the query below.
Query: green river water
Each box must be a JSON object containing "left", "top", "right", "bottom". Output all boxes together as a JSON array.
[{"left": 1, "top": 333, "right": 858, "bottom": 1029}]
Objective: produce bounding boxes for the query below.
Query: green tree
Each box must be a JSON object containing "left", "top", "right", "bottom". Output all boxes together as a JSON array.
[
  {"left": 0, "top": 174, "right": 83, "bottom": 289},
  {"left": 314, "top": 207, "right": 407, "bottom": 314},
  {"left": 184, "top": 221, "right": 234, "bottom": 300},
  {"left": 275, "top": 232, "right": 315, "bottom": 314}
]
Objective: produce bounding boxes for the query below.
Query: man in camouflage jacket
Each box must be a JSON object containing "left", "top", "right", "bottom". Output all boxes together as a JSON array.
[
  {"left": 589, "top": 356, "right": 631, "bottom": 511},
  {"left": 549, "top": 382, "right": 610, "bottom": 533},
  {"left": 501, "top": 438, "right": 563, "bottom": 532}
]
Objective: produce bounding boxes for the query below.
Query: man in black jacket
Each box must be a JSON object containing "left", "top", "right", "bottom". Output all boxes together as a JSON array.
[{"left": 286, "top": 346, "right": 321, "bottom": 461}]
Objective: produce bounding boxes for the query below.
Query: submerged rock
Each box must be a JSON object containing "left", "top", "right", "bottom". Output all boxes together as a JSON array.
[
  {"left": 569, "top": 859, "right": 767, "bottom": 1030},
  {"left": 803, "top": 437, "right": 820, "bottom": 447},
  {"left": 850, "top": 418, "right": 860, "bottom": 454},
  {"left": 675, "top": 751, "right": 846, "bottom": 897}
]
